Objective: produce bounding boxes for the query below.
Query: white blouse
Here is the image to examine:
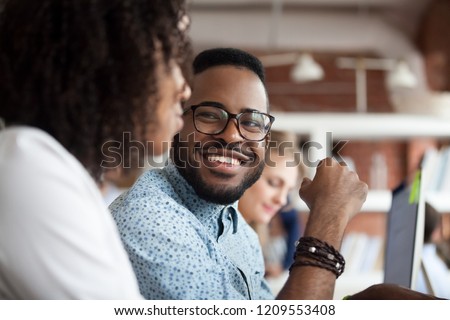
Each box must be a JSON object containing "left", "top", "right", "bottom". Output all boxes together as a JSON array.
[{"left": 0, "top": 127, "right": 142, "bottom": 299}]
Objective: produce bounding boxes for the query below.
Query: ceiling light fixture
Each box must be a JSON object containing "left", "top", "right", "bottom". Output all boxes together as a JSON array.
[
  {"left": 337, "top": 57, "right": 418, "bottom": 112},
  {"left": 386, "top": 60, "right": 418, "bottom": 89},
  {"left": 290, "top": 53, "right": 325, "bottom": 83}
]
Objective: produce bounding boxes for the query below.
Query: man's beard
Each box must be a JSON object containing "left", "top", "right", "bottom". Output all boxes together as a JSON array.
[{"left": 171, "top": 134, "right": 265, "bottom": 205}]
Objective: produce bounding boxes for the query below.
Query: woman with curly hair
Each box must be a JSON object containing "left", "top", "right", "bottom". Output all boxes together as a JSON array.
[{"left": 0, "top": 0, "right": 192, "bottom": 299}]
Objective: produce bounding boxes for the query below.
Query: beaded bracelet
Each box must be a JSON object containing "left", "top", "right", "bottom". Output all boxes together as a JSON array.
[{"left": 289, "top": 236, "right": 345, "bottom": 278}]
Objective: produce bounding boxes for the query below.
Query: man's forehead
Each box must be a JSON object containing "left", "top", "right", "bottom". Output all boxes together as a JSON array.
[
  {"left": 193, "top": 64, "right": 260, "bottom": 81},
  {"left": 189, "top": 67, "right": 268, "bottom": 113}
]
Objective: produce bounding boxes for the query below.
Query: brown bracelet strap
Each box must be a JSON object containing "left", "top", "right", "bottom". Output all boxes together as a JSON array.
[{"left": 289, "top": 236, "right": 345, "bottom": 278}]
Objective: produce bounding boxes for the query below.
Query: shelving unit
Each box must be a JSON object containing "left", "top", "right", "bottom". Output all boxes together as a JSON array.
[
  {"left": 272, "top": 112, "right": 450, "bottom": 213},
  {"left": 271, "top": 112, "right": 450, "bottom": 139},
  {"left": 294, "top": 189, "right": 392, "bottom": 212}
]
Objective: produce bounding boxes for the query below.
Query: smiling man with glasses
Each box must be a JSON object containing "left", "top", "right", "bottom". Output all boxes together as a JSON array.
[{"left": 110, "top": 47, "right": 368, "bottom": 300}]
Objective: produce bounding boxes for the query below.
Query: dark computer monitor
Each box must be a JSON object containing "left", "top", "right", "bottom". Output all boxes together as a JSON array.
[{"left": 383, "top": 172, "right": 426, "bottom": 290}]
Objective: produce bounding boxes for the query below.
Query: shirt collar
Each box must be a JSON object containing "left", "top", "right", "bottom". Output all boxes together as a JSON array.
[{"left": 164, "top": 160, "right": 239, "bottom": 235}]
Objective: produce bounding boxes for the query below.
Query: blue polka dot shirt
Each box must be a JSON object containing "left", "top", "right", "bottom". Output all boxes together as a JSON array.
[{"left": 110, "top": 161, "right": 274, "bottom": 300}]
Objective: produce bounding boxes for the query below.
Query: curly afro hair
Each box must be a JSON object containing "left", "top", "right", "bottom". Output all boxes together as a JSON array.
[{"left": 0, "top": 0, "right": 193, "bottom": 180}]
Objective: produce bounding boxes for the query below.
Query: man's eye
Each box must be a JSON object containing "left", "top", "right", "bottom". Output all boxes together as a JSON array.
[
  {"left": 196, "top": 112, "right": 221, "bottom": 120},
  {"left": 241, "top": 120, "right": 263, "bottom": 132},
  {"left": 242, "top": 120, "right": 261, "bottom": 127}
]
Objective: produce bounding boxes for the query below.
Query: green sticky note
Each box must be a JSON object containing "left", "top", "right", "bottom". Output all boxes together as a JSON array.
[{"left": 409, "top": 170, "right": 421, "bottom": 204}]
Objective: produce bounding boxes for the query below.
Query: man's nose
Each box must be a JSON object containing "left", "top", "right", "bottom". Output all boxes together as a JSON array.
[{"left": 213, "top": 118, "right": 245, "bottom": 143}]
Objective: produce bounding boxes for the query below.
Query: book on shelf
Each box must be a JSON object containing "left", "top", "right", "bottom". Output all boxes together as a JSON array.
[
  {"left": 341, "top": 233, "right": 383, "bottom": 274},
  {"left": 421, "top": 146, "right": 450, "bottom": 212}
]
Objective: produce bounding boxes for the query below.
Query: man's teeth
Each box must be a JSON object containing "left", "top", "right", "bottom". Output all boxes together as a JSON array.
[{"left": 207, "top": 155, "right": 240, "bottom": 165}]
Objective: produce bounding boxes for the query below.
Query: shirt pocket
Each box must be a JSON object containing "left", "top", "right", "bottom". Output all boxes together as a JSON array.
[{"left": 239, "top": 268, "right": 263, "bottom": 300}]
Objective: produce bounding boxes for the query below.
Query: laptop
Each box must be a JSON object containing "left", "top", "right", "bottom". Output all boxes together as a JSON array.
[{"left": 383, "top": 169, "right": 427, "bottom": 290}]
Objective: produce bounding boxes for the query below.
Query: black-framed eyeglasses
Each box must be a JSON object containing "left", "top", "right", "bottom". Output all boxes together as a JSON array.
[{"left": 185, "top": 104, "right": 275, "bottom": 142}]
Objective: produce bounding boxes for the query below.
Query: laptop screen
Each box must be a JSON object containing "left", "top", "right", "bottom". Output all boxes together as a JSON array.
[{"left": 383, "top": 172, "right": 426, "bottom": 290}]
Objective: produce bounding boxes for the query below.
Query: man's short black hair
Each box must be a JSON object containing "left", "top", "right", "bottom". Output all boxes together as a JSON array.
[{"left": 193, "top": 47, "right": 265, "bottom": 84}]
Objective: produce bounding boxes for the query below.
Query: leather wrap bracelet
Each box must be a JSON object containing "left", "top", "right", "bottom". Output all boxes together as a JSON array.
[{"left": 289, "top": 236, "right": 345, "bottom": 278}]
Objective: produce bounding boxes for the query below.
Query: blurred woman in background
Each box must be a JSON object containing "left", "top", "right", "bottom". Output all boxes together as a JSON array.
[{"left": 238, "top": 130, "right": 306, "bottom": 282}]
